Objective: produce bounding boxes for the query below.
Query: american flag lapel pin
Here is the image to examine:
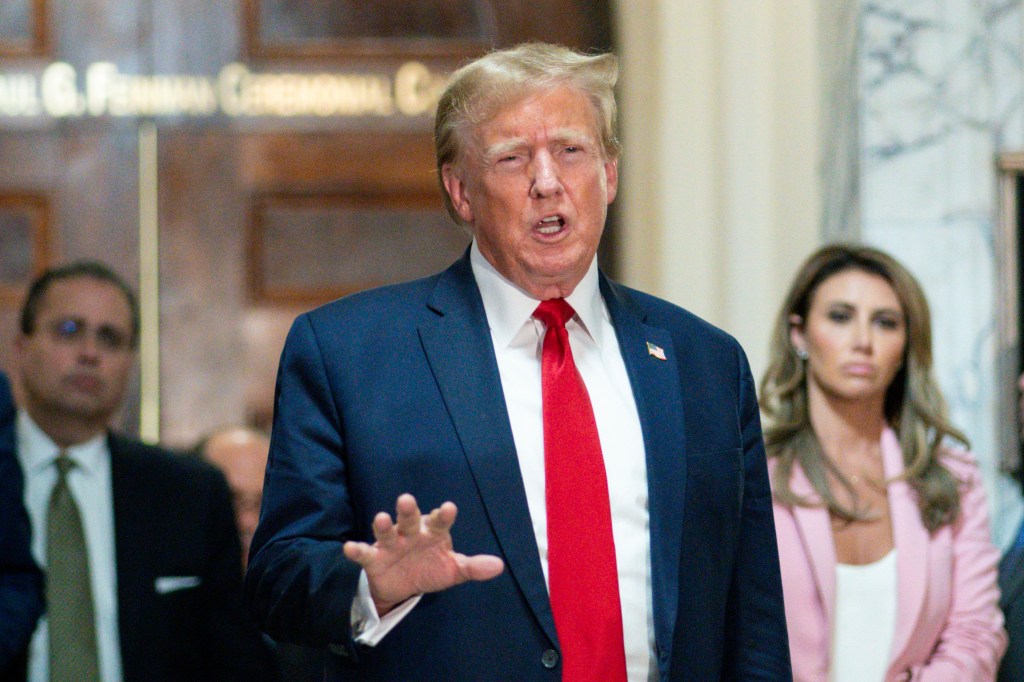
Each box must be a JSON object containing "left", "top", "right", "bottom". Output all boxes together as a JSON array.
[{"left": 646, "top": 341, "right": 666, "bottom": 361}]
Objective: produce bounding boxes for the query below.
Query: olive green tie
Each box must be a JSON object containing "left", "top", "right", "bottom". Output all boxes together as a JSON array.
[{"left": 47, "top": 454, "right": 100, "bottom": 681}]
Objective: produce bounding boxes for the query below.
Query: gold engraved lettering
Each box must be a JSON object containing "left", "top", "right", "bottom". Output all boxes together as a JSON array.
[
  {"left": 217, "top": 63, "right": 395, "bottom": 117},
  {"left": 0, "top": 72, "right": 40, "bottom": 116},
  {"left": 41, "top": 63, "right": 82, "bottom": 117},
  {"left": 394, "top": 62, "right": 446, "bottom": 117},
  {"left": 2, "top": 62, "right": 451, "bottom": 120}
]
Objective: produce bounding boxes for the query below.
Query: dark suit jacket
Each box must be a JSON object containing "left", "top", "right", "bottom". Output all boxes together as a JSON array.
[
  {"left": 0, "top": 372, "right": 43, "bottom": 682},
  {"left": 106, "top": 434, "right": 275, "bottom": 682},
  {"left": 999, "top": 540, "right": 1024, "bottom": 681},
  {"left": 245, "top": 254, "right": 791, "bottom": 681}
]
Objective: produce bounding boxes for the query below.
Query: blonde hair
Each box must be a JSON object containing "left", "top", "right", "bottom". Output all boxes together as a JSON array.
[
  {"left": 759, "top": 244, "right": 967, "bottom": 531},
  {"left": 433, "top": 42, "right": 620, "bottom": 224}
]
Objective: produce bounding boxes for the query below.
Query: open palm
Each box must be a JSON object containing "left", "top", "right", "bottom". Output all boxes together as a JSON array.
[{"left": 343, "top": 493, "right": 505, "bottom": 616}]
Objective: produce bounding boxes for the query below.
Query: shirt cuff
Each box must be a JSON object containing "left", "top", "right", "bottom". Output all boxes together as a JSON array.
[{"left": 350, "top": 570, "right": 422, "bottom": 646}]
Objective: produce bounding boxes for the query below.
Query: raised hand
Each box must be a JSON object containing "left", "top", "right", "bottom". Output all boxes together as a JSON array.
[{"left": 342, "top": 493, "right": 505, "bottom": 616}]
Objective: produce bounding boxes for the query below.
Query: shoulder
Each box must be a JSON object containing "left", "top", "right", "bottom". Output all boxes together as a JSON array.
[
  {"left": 108, "top": 433, "right": 228, "bottom": 492},
  {"left": 603, "top": 278, "right": 742, "bottom": 354},
  {"left": 0, "top": 373, "right": 15, "bottom": 458},
  {"left": 287, "top": 271, "right": 451, "bottom": 356},
  {"left": 307, "top": 273, "right": 441, "bottom": 325},
  {"left": 0, "top": 371, "right": 12, "bottom": 421},
  {"left": 936, "top": 444, "right": 982, "bottom": 483}
]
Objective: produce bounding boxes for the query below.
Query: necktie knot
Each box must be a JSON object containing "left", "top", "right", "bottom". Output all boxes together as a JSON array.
[
  {"left": 533, "top": 298, "right": 576, "bottom": 329},
  {"left": 55, "top": 454, "right": 75, "bottom": 480}
]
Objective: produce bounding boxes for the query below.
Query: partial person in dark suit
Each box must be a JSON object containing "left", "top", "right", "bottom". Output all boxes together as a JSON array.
[
  {"left": 998, "top": 372, "right": 1024, "bottom": 681},
  {"left": 0, "top": 371, "right": 44, "bottom": 681},
  {"left": 198, "top": 426, "right": 325, "bottom": 681},
  {"left": 246, "top": 43, "right": 791, "bottom": 681},
  {"left": 12, "top": 261, "right": 274, "bottom": 682}
]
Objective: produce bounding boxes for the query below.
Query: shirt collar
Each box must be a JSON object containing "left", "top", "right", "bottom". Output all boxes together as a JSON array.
[
  {"left": 469, "top": 240, "right": 606, "bottom": 349},
  {"left": 17, "top": 409, "right": 109, "bottom": 477}
]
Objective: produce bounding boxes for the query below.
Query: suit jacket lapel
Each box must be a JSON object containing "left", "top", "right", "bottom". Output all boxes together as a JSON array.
[
  {"left": 882, "top": 428, "right": 929, "bottom": 665},
  {"left": 789, "top": 429, "right": 929, "bottom": 666},
  {"left": 108, "top": 435, "right": 146, "bottom": 681},
  {"left": 789, "top": 465, "right": 838, "bottom": 631},
  {"left": 417, "top": 255, "right": 559, "bottom": 647},
  {"left": 600, "top": 278, "right": 686, "bottom": 662}
]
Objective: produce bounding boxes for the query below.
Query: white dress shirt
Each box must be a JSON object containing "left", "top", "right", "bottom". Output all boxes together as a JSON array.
[
  {"left": 17, "top": 410, "right": 124, "bottom": 682},
  {"left": 355, "top": 243, "right": 656, "bottom": 680},
  {"left": 471, "top": 243, "right": 654, "bottom": 680}
]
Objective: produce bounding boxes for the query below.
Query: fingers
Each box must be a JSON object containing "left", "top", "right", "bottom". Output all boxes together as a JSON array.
[
  {"left": 342, "top": 540, "right": 373, "bottom": 565},
  {"left": 371, "top": 510, "right": 397, "bottom": 545},
  {"left": 425, "top": 501, "right": 458, "bottom": 536},
  {"left": 455, "top": 553, "right": 505, "bottom": 582},
  {"left": 394, "top": 494, "right": 422, "bottom": 537},
  {"left": 372, "top": 494, "right": 422, "bottom": 546},
  {"left": 357, "top": 495, "right": 459, "bottom": 566},
  {"left": 372, "top": 495, "right": 456, "bottom": 542}
]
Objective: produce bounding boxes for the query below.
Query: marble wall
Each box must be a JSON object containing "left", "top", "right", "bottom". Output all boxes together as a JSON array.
[{"left": 838, "top": 0, "right": 1024, "bottom": 544}]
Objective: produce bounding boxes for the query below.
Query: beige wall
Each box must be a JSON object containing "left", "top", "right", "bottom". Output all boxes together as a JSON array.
[{"left": 613, "top": 0, "right": 823, "bottom": 381}]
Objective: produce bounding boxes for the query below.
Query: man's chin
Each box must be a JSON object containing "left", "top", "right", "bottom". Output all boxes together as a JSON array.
[{"left": 59, "top": 399, "right": 117, "bottom": 425}]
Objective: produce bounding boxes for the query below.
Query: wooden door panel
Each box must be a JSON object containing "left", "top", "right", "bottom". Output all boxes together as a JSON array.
[
  {"left": 158, "top": 130, "right": 469, "bottom": 445},
  {"left": 0, "top": 0, "right": 613, "bottom": 444},
  {"left": 0, "top": 127, "right": 139, "bottom": 431}
]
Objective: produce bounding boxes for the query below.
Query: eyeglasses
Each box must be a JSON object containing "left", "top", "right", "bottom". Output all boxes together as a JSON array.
[{"left": 45, "top": 317, "right": 132, "bottom": 353}]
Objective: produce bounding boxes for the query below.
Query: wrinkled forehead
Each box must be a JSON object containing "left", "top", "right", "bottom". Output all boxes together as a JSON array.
[{"left": 463, "top": 85, "right": 603, "bottom": 156}]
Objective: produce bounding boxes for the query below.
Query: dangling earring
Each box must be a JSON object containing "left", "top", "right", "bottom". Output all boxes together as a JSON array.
[{"left": 794, "top": 347, "right": 809, "bottom": 361}]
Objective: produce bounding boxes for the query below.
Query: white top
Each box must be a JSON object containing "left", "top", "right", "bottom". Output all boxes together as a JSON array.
[
  {"left": 17, "top": 410, "right": 124, "bottom": 682},
  {"left": 831, "top": 549, "right": 897, "bottom": 682},
  {"left": 353, "top": 242, "right": 656, "bottom": 680}
]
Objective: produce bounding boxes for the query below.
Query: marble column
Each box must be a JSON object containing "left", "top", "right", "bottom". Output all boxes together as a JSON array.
[{"left": 855, "top": 0, "right": 1024, "bottom": 544}]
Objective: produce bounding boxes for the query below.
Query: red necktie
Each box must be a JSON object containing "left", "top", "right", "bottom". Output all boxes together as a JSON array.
[{"left": 534, "top": 299, "right": 627, "bottom": 681}]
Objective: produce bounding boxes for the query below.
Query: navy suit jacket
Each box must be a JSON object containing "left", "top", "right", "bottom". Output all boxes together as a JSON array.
[
  {"left": 246, "top": 254, "right": 791, "bottom": 681},
  {"left": 998, "top": 539, "right": 1024, "bottom": 681},
  {"left": 0, "top": 372, "right": 43, "bottom": 681}
]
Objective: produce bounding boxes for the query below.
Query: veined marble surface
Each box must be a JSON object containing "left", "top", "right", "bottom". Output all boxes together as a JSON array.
[{"left": 853, "top": 0, "right": 1024, "bottom": 545}]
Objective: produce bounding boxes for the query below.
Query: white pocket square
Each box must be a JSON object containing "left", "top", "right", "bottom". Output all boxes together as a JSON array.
[{"left": 154, "top": 576, "right": 201, "bottom": 594}]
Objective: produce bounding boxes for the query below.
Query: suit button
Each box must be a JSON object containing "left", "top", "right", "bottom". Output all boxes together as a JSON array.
[{"left": 541, "top": 649, "right": 559, "bottom": 669}]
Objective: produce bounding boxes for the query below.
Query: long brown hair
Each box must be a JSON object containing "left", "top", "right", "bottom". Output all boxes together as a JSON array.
[{"left": 759, "top": 244, "right": 967, "bottom": 531}]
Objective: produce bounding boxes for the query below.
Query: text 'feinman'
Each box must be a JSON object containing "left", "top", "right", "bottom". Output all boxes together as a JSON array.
[{"left": 0, "top": 61, "right": 448, "bottom": 119}]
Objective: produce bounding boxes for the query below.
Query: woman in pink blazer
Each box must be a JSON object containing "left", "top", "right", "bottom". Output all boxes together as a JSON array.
[{"left": 760, "top": 245, "right": 1006, "bottom": 681}]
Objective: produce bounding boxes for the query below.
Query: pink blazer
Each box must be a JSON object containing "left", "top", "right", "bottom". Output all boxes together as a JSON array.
[{"left": 771, "top": 428, "right": 1006, "bottom": 681}]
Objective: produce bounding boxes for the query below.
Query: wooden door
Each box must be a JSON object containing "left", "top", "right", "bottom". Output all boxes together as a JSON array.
[{"left": 0, "top": 0, "right": 613, "bottom": 446}]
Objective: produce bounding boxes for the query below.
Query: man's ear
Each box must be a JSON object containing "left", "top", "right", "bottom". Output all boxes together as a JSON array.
[
  {"left": 441, "top": 164, "right": 474, "bottom": 224},
  {"left": 604, "top": 157, "right": 619, "bottom": 205}
]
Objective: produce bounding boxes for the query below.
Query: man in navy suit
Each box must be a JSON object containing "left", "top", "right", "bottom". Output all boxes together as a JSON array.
[
  {"left": 998, "top": 372, "right": 1024, "bottom": 681},
  {"left": 12, "top": 261, "right": 273, "bottom": 682},
  {"left": 246, "top": 43, "right": 791, "bottom": 681},
  {"left": 0, "top": 371, "right": 44, "bottom": 681}
]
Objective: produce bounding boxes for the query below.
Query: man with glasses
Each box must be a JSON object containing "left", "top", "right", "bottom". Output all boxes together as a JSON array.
[{"left": 11, "top": 261, "right": 272, "bottom": 682}]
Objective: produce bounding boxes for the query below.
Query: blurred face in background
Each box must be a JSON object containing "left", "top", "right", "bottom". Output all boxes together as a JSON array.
[
  {"left": 790, "top": 269, "right": 907, "bottom": 414},
  {"left": 203, "top": 428, "right": 270, "bottom": 569},
  {"left": 15, "top": 277, "right": 135, "bottom": 445},
  {"left": 1018, "top": 373, "right": 1024, "bottom": 439}
]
